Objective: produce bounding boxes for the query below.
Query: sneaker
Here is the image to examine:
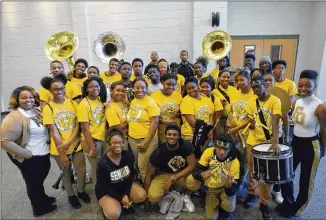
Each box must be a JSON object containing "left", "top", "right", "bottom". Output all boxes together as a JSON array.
[
  {"left": 33, "top": 204, "right": 57, "bottom": 217},
  {"left": 259, "top": 203, "right": 271, "bottom": 220},
  {"left": 244, "top": 194, "right": 258, "bottom": 209},
  {"left": 68, "top": 195, "right": 82, "bottom": 209},
  {"left": 44, "top": 195, "right": 56, "bottom": 204},
  {"left": 122, "top": 206, "right": 136, "bottom": 215},
  {"left": 271, "top": 190, "right": 283, "bottom": 204},
  {"left": 77, "top": 191, "right": 91, "bottom": 204},
  {"left": 183, "top": 194, "right": 195, "bottom": 213}
]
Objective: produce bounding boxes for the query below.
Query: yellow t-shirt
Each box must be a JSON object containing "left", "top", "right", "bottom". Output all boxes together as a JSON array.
[
  {"left": 100, "top": 72, "right": 122, "bottom": 89},
  {"left": 245, "top": 95, "right": 282, "bottom": 146},
  {"left": 196, "top": 73, "right": 209, "bottom": 81},
  {"left": 175, "top": 74, "right": 185, "bottom": 94},
  {"left": 77, "top": 97, "right": 106, "bottom": 141},
  {"left": 230, "top": 89, "right": 257, "bottom": 135},
  {"left": 199, "top": 147, "right": 240, "bottom": 188},
  {"left": 127, "top": 96, "right": 160, "bottom": 139},
  {"left": 40, "top": 87, "right": 51, "bottom": 103},
  {"left": 150, "top": 90, "right": 182, "bottom": 137},
  {"left": 274, "top": 79, "right": 298, "bottom": 97},
  {"left": 210, "top": 68, "right": 219, "bottom": 82},
  {"left": 105, "top": 101, "right": 129, "bottom": 127},
  {"left": 212, "top": 85, "right": 238, "bottom": 117},
  {"left": 71, "top": 77, "right": 87, "bottom": 89},
  {"left": 130, "top": 74, "right": 150, "bottom": 83},
  {"left": 212, "top": 95, "right": 224, "bottom": 112},
  {"left": 43, "top": 99, "right": 81, "bottom": 155},
  {"left": 180, "top": 95, "right": 215, "bottom": 137}
]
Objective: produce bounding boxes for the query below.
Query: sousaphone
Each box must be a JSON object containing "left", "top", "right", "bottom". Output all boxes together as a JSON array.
[
  {"left": 44, "top": 31, "right": 78, "bottom": 71},
  {"left": 93, "top": 31, "right": 126, "bottom": 63},
  {"left": 201, "top": 30, "right": 232, "bottom": 60}
]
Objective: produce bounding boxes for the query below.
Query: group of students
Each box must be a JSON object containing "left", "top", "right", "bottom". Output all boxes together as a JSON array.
[{"left": 1, "top": 50, "right": 325, "bottom": 220}]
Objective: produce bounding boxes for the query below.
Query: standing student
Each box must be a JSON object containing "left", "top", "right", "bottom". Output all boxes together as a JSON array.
[
  {"left": 77, "top": 77, "right": 107, "bottom": 184},
  {"left": 278, "top": 70, "right": 326, "bottom": 218},
  {"left": 100, "top": 58, "right": 121, "bottom": 89},
  {"left": 41, "top": 75, "right": 90, "bottom": 209},
  {"left": 96, "top": 129, "right": 147, "bottom": 220},
  {"left": 150, "top": 74, "right": 182, "bottom": 143},
  {"left": 251, "top": 68, "right": 267, "bottom": 79},
  {"left": 194, "top": 61, "right": 209, "bottom": 81},
  {"left": 127, "top": 78, "right": 160, "bottom": 180},
  {"left": 120, "top": 62, "right": 134, "bottom": 102},
  {"left": 71, "top": 58, "right": 88, "bottom": 88},
  {"left": 196, "top": 56, "right": 209, "bottom": 74},
  {"left": 1, "top": 86, "right": 56, "bottom": 217},
  {"left": 244, "top": 54, "right": 256, "bottom": 70},
  {"left": 131, "top": 58, "right": 147, "bottom": 82},
  {"left": 40, "top": 61, "right": 82, "bottom": 110},
  {"left": 259, "top": 56, "right": 272, "bottom": 74},
  {"left": 180, "top": 77, "right": 214, "bottom": 142},
  {"left": 170, "top": 62, "right": 185, "bottom": 95},
  {"left": 87, "top": 66, "right": 111, "bottom": 102},
  {"left": 212, "top": 70, "right": 238, "bottom": 132},
  {"left": 158, "top": 59, "right": 170, "bottom": 76},
  {"left": 177, "top": 50, "right": 194, "bottom": 79},
  {"left": 244, "top": 76, "right": 282, "bottom": 220},
  {"left": 147, "top": 64, "right": 163, "bottom": 96},
  {"left": 210, "top": 56, "right": 231, "bottom": 82},
  {"left": 144, "top": 52, "right": 159, "bottom": 76}
]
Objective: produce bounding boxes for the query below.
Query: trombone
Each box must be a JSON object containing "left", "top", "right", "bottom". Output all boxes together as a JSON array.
[{"left": 227, "top": 111, "right": 246, "bottom": 148}]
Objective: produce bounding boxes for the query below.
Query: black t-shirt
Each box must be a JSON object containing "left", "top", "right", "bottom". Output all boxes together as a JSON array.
[
  {"left": 95, "top": 150, "right": 133, "bottom": 202},
  {"left": 150, "top": 139, "right": 193, "bottom": 174}
]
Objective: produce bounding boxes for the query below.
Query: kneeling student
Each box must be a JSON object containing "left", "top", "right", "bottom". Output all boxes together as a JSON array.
[
  {"left": 189, "top": 133, "right": 240, "bottom": 219},
  {"left": 144, "top": 124, "right": 198, "bottom": 212},
  {"left": 96, "top": 129, "right": 147, "bottom": 219}
]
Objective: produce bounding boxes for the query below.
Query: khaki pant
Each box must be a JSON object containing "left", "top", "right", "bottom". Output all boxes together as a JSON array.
[
  {"left": 53, "top": 150, "right": 86, "bottom": 197},
  {"left": 81, "top": 140, "right": 105, "bottom": 183},
  {"left": 181, "top": 135, "right": 193, "bottom": 142},
  {"left": 148, "top": 173, "right": 201, "bottom": 203},
  {"left": 205, "top": 187, "right": 236, "bottom": 219},
  {"left": 128, "top": 136, "right": 158, "bottom": 181},
  {"left": 247, "top": 144, "right": 271, "bottom": 205}
]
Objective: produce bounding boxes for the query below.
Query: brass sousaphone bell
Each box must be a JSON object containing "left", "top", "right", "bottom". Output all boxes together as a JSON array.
[
  {"left": 93, "top": 31, "right": 126, "bottom": 63},
  {"left": 201, "top": 30, "right": 232, "bottom": 61},
  {"left": 44, "top": 31, "right": 79, "bottom": 71}
]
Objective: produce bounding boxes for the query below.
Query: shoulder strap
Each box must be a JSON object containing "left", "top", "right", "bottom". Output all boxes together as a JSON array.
[
  {"left": 217, "top": 85, "right": 230, "bottom": 103},
  {"left": 256, "top": 98, "right": 271, "bottom": 140},
  {"left": 210, "top": 94, "right": 215, "bottom": 104}
]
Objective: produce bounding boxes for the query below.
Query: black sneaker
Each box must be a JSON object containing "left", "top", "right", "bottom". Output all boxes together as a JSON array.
[
  {"left": 33, "top": 204, "right": 57, "bottom": 217},
  {"left": 259, "top": 203, "right": 272, "bottom": 220},
  {"left": 122, "top": 206, "right": 136, "bottom": 215},
  {"left": 244, "top": 194, "right": 258, "bottom": 209},
  {"left": 44, "top": 195, "right": 56, "bottom": 204},
  {"left": 77, "top": 191, "right": 91, "bottom": 204},
  {"left": 69, "top": 195, "right": 82, "bottom": 209}
]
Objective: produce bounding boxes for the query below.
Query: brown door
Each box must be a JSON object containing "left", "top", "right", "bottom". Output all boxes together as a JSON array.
[{"left": 230, "top": 38, "right": 298, "bottom": 80}]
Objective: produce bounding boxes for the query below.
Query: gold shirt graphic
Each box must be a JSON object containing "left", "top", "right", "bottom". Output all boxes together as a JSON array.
[
  {"left": 168, "top": 156, "right": 186, "bottom": 173},
  {"left": 232, "top": 100, "right": 248, "bottom": 120},
  {"left": 160, "top": 102, "right": 179, "bottom": 121},
  {"left": 54, "top": 110, "right": 75, "bottom": 131},
  {"left": 105, "top": 82, "right": 112, "bottom": 89},
  {"left": 93, "top": 105, "right": 105, "bottom": 124},
  {"left": 127, "top": 104, "right": 142, "bottom": 121},
  {"left": 197, "top": 105, "right": 210, "bottom": 122}
]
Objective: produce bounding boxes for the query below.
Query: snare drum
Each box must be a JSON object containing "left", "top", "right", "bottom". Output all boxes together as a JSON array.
[{"left": 252, "top": 144, "right": 294, "bottom": 184}]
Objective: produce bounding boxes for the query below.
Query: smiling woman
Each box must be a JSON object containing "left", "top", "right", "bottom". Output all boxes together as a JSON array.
[{"left": 1, "top": 86, "right": 56, "bottom": 217}]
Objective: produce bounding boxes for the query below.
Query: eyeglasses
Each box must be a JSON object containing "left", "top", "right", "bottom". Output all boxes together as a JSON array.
[
  {"left": 87, "top": 85, "right": 100, "bottom": 90},
  {"left": 52, "top": 87, "right": 65, "bottom": 92}
]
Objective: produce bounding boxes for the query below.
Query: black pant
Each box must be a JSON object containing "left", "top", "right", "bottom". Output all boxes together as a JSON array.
[
  {"left": 280, "top": 135, "right": 322, "bottom": 215},
  {"left": 8, "top": 153, "right": 51, "bottom": 210}
]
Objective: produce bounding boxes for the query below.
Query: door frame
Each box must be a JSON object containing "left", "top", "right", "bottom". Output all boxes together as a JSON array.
[{"left": 230, "top": 35, "right": 300, "bottom": 80}]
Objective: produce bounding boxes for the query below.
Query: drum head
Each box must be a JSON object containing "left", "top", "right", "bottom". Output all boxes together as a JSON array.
[{"left": 253, "top": 144, "right": 291, "bottom": 155}]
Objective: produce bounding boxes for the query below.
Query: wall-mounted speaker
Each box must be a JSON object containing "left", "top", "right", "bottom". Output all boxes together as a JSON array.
[{"left": 212, "top": 12, "right": 220, "bottom": 27}]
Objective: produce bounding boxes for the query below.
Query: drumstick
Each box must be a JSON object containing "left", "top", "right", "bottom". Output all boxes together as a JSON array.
[
  {"left": 222, "top": 168, "right": 238, "bottom": 186},
  {"left": 247, "top": 115, "right": 270, "bottom": 130},
  {"left": 213, "top": 118, "right": 220, "bottom": 130},
  {"left": 242, "top": 123, "right": 251, "bottom": 135}
]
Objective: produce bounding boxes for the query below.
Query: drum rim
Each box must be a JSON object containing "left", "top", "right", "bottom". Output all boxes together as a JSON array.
[
  {"left": 254, "top": 175, "right": 295, "bottom": 184},
  {"left": 252, "top": 152, "right": 293, "bottom": 159},
  {"left": 252, "top": 143, "right": 292, "bottom": 156}
]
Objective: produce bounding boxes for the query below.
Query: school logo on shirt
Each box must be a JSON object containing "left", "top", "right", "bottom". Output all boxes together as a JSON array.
[
  {"left": 54, "top": 110, "right": 75, "bottom": 131},
  {"left": 197, "top": 105, "right": 210, "bottom": 122},
  {"left": 93, "top": 105, "right": 105, "bottom": 124},
  {"left": 168, "top": 156, "right": 186, "bottom": 173},
  {"left": 127, "top": 104, "right": 142, "bottom": 121},
  {"left": 121, "top": 104, "right": 129, "bottom": 121},
  {"left": 110, "top": 165, "right": 130, "bottom": 182},
  {"left": 232, "top": 100, "right": 248, "bottom": 120},
  {"left": 160, "top": 102, "right": 179, "bottom": 121},
  {"left": 105, "top": 82, "right": 112, "bottom": 89}
]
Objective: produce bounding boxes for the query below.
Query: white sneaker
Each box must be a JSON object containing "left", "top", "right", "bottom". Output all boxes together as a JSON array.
[
  {"left": 271, "top": 190, "right": 284, "bottom": 204},
  {"left": 183, "top": 194, "right": 195, "bottom": 213}
]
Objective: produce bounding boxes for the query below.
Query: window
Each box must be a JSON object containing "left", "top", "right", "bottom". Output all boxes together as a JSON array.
[{"left": 270, "top": 45, "right": 282, "bottom": 62}]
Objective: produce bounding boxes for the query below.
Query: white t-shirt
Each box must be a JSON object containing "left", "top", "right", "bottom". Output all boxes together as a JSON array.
[
  {"left": 18, "top": 108, "right": 49, "bottom": 156},
  {"left": 147, "top": 82, "right": 163, "bottom": 96}
]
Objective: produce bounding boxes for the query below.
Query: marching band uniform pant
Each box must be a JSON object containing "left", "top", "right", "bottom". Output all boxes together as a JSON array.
[
  {"left": 281, "top": 135, "right": 322, "bottom": 215},
  {"left": 53, "top": 150, "right": 86, "bottom": 197},
  {"left": 8, "top": 153, "right": 51, "bottom": 211},
  {"left": 148, "top": 173, "right": 200, "bottom": 203},
  {"left": 128, "top": 136, "right": 158, "bottom": 181}
]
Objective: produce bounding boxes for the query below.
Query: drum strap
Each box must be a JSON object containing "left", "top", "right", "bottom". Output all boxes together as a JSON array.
[
  {"left": 217, "top": 85, "right": 230, "bottom": 103},
  {"left": 256, "top": 98, "right": 271, "bottom": 141}
]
